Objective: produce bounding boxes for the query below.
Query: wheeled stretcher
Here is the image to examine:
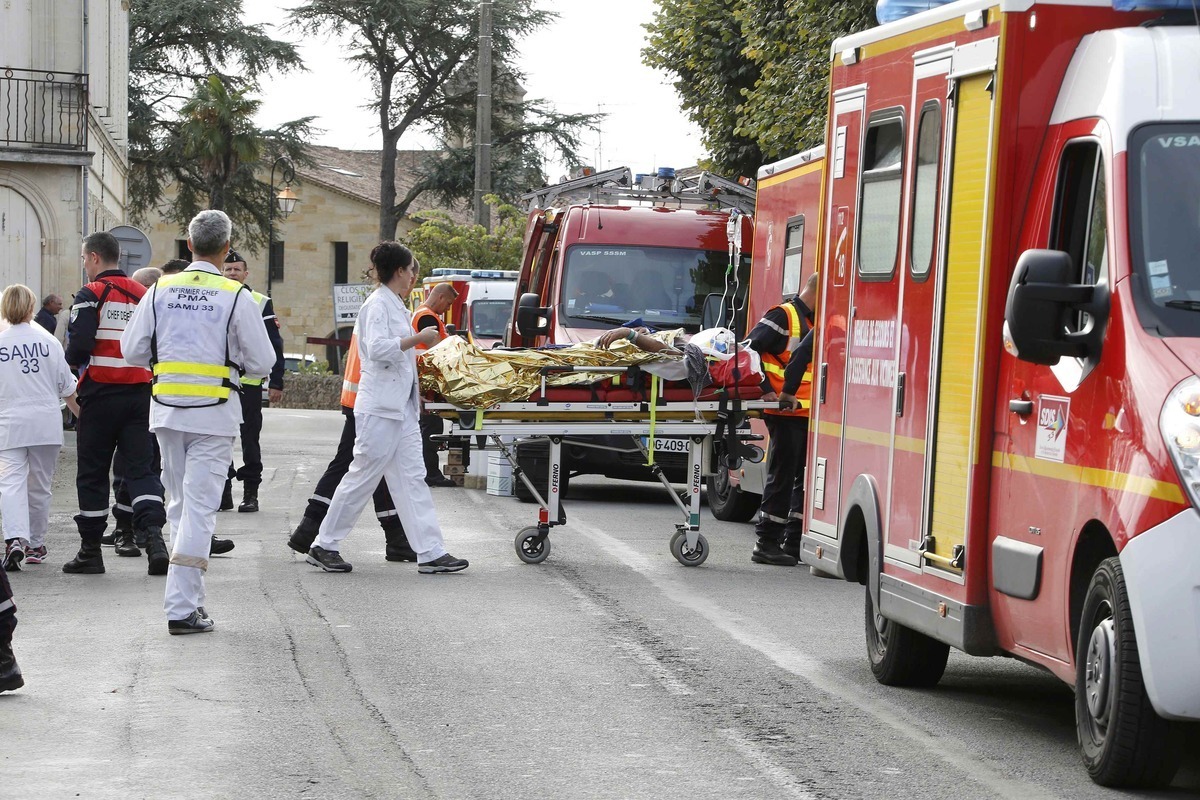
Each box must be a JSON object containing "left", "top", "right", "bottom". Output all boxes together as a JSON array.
[{"left": 428, "top": 365, "right": 772, "bottom": 566}]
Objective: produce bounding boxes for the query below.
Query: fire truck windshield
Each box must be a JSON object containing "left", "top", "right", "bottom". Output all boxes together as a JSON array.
[
  {"left": 1129, "top": 123, "right": 1200, "bottom": 337},
  {"left": 560, "top": 244, "right": 751, "bottom": 333}
]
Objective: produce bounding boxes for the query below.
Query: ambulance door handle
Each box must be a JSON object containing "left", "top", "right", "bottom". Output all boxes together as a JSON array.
[
  {"left": 819, "top": 363, "right": 828, "bottom": 405},
  {"left": 895, "top": 372, "right": 906, "bottom": 417},
  {"left": 1009, "top": 399, "right": 1033, "bottom": 416}
]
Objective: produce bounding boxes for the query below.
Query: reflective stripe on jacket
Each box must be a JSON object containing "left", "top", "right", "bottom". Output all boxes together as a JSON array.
[
  {"left": 149, "top": 270, "right": 246, "bottom": 406},
  {"left": 340, "top": 333, "right": 361, "bottom": 408},
  {"left": 762, "top": 302, "right": 811, "bottom": 418},
  {"left": 82, "top": 276, "right": 152, "bottom": 385}
]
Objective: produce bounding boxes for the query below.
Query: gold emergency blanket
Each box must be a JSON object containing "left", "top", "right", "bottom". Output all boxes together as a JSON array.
[{"left": 418, "top": 330, "right": 683, "bottom": 409}]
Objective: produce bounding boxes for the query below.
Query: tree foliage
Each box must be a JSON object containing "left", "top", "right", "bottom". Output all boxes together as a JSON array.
[
  {"left": 404, "top": 195, "right": 525, "bottom": 278},
  {"left": 289, "top": 0, "right": 598, "bottom": 241},
  {"left": 644, "top": 0, "right": 875, "bottom": 177},
  {"left": 129, "top": 0, "right": 312, "bottom": 253}
]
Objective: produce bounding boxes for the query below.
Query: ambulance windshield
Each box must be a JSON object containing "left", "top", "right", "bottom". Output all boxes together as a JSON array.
[
  {"left": 1129, "top": 124, "right": 1200, "bottom": 336},
  {"left": 560, "top": 245, "right": 751, "bottom": 333}
]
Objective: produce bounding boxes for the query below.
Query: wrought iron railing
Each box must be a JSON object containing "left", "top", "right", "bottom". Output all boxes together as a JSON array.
[{"left": 0, "top": 68, "right": 87, "bottom": 150}]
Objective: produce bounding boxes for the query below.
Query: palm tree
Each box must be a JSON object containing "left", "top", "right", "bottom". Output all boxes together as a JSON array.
[{"left": 178, "top": 75, "right": 263, "bottom": 211}]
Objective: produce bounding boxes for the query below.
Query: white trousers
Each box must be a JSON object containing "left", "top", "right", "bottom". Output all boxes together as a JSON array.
[
  {"left": 316, "top": 413, "right": 447, "bottom": 562},
  {"left": 0, "top": 445, "right": 60, "bottom": 548},
  {"left": 156, "top": 429, "right": 233, "bottom": 621}
]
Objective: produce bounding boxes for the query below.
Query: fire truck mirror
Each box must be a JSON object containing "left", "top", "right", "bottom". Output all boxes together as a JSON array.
[
  {"left": 515, "top": 292, "right": 551, "bottom": 338},
  {"left": 1005, "top": 249, "right": 1108, "bottom": 366}
]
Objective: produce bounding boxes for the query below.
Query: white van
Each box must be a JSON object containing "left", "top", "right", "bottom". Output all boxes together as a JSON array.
[{"left": 464, "top": 270, "right": 517, "bottom": 349}]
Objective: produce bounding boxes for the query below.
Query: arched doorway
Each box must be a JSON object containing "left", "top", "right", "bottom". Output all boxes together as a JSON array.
[{"left": 0, "top": 187, "right": 42, "bottom": 297}]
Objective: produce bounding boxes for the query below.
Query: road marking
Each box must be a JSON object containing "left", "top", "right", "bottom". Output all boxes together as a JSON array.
[{"left": 571, "top": 518, "right": 1062, "bottom": 800}]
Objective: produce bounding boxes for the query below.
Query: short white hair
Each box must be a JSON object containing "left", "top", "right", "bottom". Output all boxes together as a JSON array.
[{"left": 188, "top": 210, "right": 232, "bottom": 258}]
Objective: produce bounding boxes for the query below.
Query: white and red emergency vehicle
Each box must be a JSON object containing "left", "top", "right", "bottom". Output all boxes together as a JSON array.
[{"left": 790, "top": 0, "right": 1199, "bottom": 786}]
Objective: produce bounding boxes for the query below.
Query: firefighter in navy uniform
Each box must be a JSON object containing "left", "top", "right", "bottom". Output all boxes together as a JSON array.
[
  {"left": 411, "top": 282, "right": 459, "bottom": 487},
  {"left": 218, "top": 250, "right": 285, "bottom": 513},
  {"left": 62, "top": 232, "right": 169, "bottom": 575},
  {"left": 744, "top": 272, "right": 818, "bottom": 566}
]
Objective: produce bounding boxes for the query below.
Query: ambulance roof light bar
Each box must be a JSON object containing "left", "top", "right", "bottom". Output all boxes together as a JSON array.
[
  {"left": 469, "top": 269, "right": 519, "bottom": 280},
  {"left": 1112, "top": 0, "right": 1196, "bottom": 8}
]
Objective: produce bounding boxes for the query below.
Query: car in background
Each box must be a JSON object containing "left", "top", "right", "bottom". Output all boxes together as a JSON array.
[
  {"left": 464, "top": 270, "right": 517, "bottom": 349},
  {"left": 283, "top": 353, "right": 319, "bottom": 373}
]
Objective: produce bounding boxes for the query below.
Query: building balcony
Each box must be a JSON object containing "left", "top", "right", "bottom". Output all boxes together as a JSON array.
[{"left": 1, "top": 68, "right": 88, "bottom": 155}]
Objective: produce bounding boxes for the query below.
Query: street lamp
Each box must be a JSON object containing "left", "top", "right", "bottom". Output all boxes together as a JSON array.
[{"left": 267, "top": 156, "right": 298, "bottom": 296}]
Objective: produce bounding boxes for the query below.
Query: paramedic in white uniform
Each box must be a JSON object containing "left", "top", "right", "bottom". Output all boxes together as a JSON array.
[
  {"left": 122, "top": 210, "right": 276, "bottom": 634},
  {"left": 0, "top": 284, "right": 76, "bottom": 571},
  {"left": 307, "top": 241, "right": 468, "bottom": 575}
]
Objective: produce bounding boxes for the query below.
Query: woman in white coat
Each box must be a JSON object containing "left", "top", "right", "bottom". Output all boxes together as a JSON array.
[
  {"left": 306, "top": 242, "right": 468, "bottom": 574},
  {"left": 0, "top": 284, "right": 77, "bottom": 570}
]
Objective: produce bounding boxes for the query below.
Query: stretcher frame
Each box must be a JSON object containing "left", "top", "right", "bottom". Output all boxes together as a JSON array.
[{"left": 428, "top": 365, "right": 772, "bottom": 566}]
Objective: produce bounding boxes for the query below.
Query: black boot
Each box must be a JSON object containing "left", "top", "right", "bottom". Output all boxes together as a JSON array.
[
  {"left": 101, "top": 522, "right": 126, "bottom": 547},
  {"left": 288, "top": 517, "right": 320, "bottom": 555},
  {"left": 0, "top": 639, "right": 23, "bottom": 693},
  {"left": 210, "top": 535, "right": 235, "bottom": 555},
  {"left": 781, "top": 536, "right": 801, "bottom": 562},
  {"left": 751, "top": 537, "right": 798, "bottom": 566},
  {"left": 237, "top": 484, "right": 259, "bottom": 513},
  {"left": 384, "top": 524, "right": 418, "bottom": 562},
  {"left": 114, "top": 527, "right": 141, "bottom": 558},
  {"left": 62, "top": 541, "right": 105, "bottom": 574},
  {"left": 219, "top": 480, "right": 234, "bottom": 511},
  {"left": 143, "top": 527, "right": 169, "bottom": 576}
]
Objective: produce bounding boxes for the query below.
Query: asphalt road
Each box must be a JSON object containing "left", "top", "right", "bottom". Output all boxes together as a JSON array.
[{"left": 2, "top": 408, "right": 1197, "bottom": 799}]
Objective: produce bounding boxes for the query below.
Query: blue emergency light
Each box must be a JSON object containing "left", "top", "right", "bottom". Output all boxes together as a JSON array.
[
  {"left": 875, "top": 0, "right": 955, "bottom": 24},
  {"left": 1113, "top": 0, "right": 1195, "bottom": 8}
]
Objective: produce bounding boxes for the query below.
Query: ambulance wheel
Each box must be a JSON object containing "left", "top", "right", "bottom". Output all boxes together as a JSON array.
[
  {"left": 864, "top": 585, "right": 949, "bottom": 687},
  {"left": 1075, "top": 558, "right": 1181, "bottom": 787},
  {"left": 515, "top": 527, "right": 551, "bottom": 565},
  {"left": 670, "top": 530, "right": 708, "bottom": 566},
  {"left": 706, "top": 469, "right": 759, "bottom": 522}
]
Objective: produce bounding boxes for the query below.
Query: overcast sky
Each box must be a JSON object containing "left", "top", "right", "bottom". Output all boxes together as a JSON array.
[{"left": 239, "top": 1, "right": 706, "bottom": 182}]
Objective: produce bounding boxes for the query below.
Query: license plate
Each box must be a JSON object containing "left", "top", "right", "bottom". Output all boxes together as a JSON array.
[{"left": 643, "top": 437, "right": 690, "bottom": 453}]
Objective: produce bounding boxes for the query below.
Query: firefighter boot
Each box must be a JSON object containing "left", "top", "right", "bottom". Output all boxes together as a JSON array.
[
  {"left": 219, "top": 480, "right": 234, "bottom": 512},
  {"left": 0, "top": 637, "right": 23, "bottom": 693},
  {"left": 384, "top": 524, "right": 418, "bottom": 562},
  {"left": 143, "top": 527, "right": 169, "bottom": 576},
  {"left": 62, "top": 541, "right": 105, "bottom": 574},
  {"left": 238, "top": 484, "right": 259, "bottom": 513},
  {"left": 114, "top": 527, "right": 141, "bottom": 558},
  {"left": 751, "top": 535, "right": 798, "bottom": 566},
  {"left": 288, "top": 517, "right": 320, "bottom": 555},
  {"left": 782, "top": 534, "right": 802, "bottom": 562}
]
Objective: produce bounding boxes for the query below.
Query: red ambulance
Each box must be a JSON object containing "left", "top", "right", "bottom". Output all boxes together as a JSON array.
[{"left": 793, "top": 0, "right": 1200, "bottom": 787}]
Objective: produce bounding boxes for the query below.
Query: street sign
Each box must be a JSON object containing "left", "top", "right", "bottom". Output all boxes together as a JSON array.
[
  {"left": 109, "top": 225, "right": 153, "bottom": 276},
  {"left": 333, "top": 283, "right": 372, "bottom": 325}
]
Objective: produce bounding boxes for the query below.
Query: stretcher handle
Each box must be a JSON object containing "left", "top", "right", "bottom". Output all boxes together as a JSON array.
[{"left": 538, "top": 365, "right": 630, "bottom": 375}]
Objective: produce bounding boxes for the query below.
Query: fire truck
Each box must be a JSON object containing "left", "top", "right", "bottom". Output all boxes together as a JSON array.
[
  {"left": 789, "top": 0, "right": 1199, "bottom": 787},
  {"left": 708, "top": 147, "right": 826, "bottom": 520},
  {"left": 504, "top": 166, "right": 756, "bottom": 497}
]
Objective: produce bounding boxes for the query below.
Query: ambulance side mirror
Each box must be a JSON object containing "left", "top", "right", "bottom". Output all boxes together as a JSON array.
[
  {"left": 701, "top": 293, "right": 731, "bottom": 330},
  {"left": 1004, "top": 249, "right": 1109, "bottom": 366},
  {"left": 514, "top": 292, "right": 551, "bottom": 338}
]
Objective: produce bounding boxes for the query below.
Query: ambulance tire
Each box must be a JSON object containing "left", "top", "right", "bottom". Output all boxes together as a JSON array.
[
  {"left": 706, "top": 470, "right": 759, "bottom": 522},
  {"left": 1075, "top": 558, "right": 1182, "bottom": 788},
  {"left": 864, "top": 585, "right": 949, "bottom": 688}
]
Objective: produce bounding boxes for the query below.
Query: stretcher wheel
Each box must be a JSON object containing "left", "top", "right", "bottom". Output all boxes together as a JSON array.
[
  {"left": 515, "top": 526, "right": 551, "bottom": 564},
  {"left": 670, "top": 530, "right": 708, "bottom": 567}
]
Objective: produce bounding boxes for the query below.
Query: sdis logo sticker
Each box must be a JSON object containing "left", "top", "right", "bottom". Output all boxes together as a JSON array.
[{"left": 1035, "top": 395, "right": 1070, "bottom": 463}]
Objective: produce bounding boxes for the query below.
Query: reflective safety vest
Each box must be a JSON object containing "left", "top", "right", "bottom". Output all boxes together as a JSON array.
[
  {"left": 411, "top": 306, "right": 447, "bottom": 351},
  {"left": 82, "top": 276, "right": 152, "bottom": 385},
  {"left": 761, "top": 301, "right": 812, "bottom": 418},
  {"left": 340, "top": 332, "right": 361, "bottom": 409},
  {"left": 149, "top": 269, "right": 247, "bottom": 406},
  {"left": 241, "top": 289, "right": 271, "bottom": 387}
]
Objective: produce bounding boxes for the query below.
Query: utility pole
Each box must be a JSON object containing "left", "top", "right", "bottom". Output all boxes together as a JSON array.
[{"left": 473, "top": 0, "right": 494, "bottom": 231}]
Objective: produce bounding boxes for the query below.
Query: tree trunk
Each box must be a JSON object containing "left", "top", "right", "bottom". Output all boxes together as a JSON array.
[{"left": 378, "top": 129, "right": 401, "bottom": 241}]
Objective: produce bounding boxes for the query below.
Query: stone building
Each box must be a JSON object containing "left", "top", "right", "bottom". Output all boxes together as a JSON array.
[
  {"left": 144, "top": 145, "right": 470, "bottom": 363},
  {"left": 1, "top": 0, "right": 129, "bottom": 308}
]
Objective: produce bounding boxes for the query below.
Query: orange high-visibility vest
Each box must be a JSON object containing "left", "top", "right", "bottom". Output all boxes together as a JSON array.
[
  {"left": 81, "top": 276, "right": 153, "bottom": 386},
  {"left": 411, "top": 306, "right": 447, "bottom": 351},
  {"left": 761, "top": 301, "right": 812, "bottom": 418},
  {"left": 340, "top": 333, "right": 362, "bottom": 408}
]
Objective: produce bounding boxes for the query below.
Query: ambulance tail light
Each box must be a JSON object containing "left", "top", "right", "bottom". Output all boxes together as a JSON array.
[{"left": 1160, "top": 376, "right": 1200, "bottom": 508}]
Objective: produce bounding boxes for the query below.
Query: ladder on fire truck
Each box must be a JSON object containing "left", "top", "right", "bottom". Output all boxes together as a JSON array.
[{"left": 521, "top": 166, "right": 757, "bottom": 215}]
